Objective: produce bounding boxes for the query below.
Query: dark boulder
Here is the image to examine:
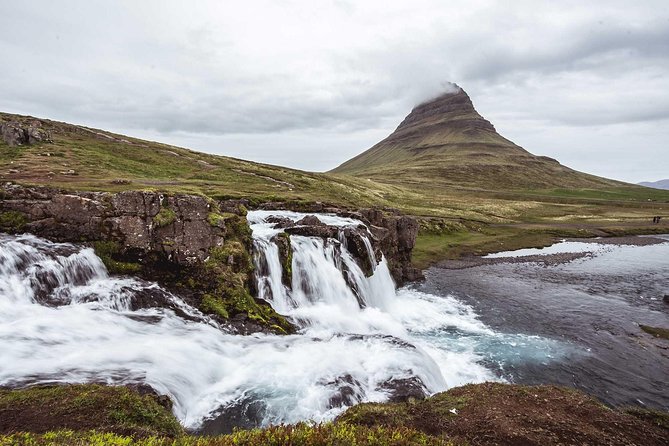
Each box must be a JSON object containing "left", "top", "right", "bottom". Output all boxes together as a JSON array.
[
  {"left": 265, "top": 215, "right": 294, "bottom": 228},
  {"left": 321, "top": 374, "right": 364, "bottom": 409},
  {"left": 295, "top": 215, "right": 324, "bottom": 226},
  {"left": 378, "top": 376, "right": 428, "bottom": 403},
  {"left": 340, "top": 226, "right": 381, "bottom": 277},
  {"left": 198, "top": 397, "right": 266, "bottom": 435},
  {"left": 285, "top": 223, "right": 339, "bottom": 239},
  {"left": 270, "top": 232, "right": 293, "bottom": 288}
]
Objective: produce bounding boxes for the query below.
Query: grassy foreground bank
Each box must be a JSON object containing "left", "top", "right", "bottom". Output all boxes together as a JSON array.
[{"left": 1, "top": 383, "right": 667, "bottom": 446}]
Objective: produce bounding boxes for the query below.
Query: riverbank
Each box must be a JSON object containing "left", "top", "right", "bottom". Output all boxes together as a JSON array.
[
  {"left": 418, "top": 236, "right": 669, "bottom": 412},
  {"left": 412, "top": 222, "right": 669, "bottom": 269},
  {"left": 2, "top": 383, "right": 667, "bottom": 445}
]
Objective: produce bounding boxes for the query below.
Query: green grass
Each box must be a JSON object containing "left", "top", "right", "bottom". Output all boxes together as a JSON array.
[
  {"left": 0, "top": 425, "right": 454, "bottom": 446},
  {"left": 0, "top": 385, "right": 183, "bottom": 437},
  {"left": 0, "top": 210, "right": 28, "bottom": 233}
]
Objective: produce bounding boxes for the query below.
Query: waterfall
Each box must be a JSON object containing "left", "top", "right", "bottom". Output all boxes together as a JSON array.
[
  {"left": 248, "top": 211, "right": 400, "bottom": 329},
  {"left": 0, "top": 215, "right": 504, "bottom": 433}
]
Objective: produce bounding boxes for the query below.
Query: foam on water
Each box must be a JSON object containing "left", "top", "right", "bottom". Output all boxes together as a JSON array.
[{"left": 0, "top": 214, "right": 565, "bottom": 431}]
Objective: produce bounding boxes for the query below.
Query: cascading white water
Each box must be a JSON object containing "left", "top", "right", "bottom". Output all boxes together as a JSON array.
[{"left": 0, "top": 215, "right": 563, "bottom": 432}]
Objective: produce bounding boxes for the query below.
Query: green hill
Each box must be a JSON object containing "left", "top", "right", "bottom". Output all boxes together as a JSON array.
[{"left": 0, "top": 112, "right": 396, "bottom": 208}]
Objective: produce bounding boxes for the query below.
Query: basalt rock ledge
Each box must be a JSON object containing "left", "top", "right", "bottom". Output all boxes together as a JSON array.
[{"left": 0, "top": 183, "right": 422, "bottom": 332}]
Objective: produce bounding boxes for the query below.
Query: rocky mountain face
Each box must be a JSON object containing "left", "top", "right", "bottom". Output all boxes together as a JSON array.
[
  {"left": 332, "top": 85, "right": 624, "bottom": 190},
  {"left": 0, "top": 184, "right": 421, "bottom": 332},
  {"left": 385, "top": 86, "right": 499, "bottom": 144},
  {"left": 1, "top": 120, "right": 52, "bottom": 146}
]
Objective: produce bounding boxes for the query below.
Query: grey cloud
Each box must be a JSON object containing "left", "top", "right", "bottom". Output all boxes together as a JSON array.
[{"left": 0, "top": 1, "right": 668, "bottom": 181}]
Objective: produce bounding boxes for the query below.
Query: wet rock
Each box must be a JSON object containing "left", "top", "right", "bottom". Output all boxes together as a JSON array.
[
  {"left": 360, "top": 209, "right": 422, "bottom": 285},
  {"left": 295, "top": 215, "right": 324, "bottom": 226},
  {"left": 285, "top": 222, "right": 339, "bottom": 239},
  {"left": 265, "top": 215, "right": 294, "bottom": 228},
  {"left": 270, "top": 232, "right": 293, "bottom": 288},
  {"left": 341, "top": 226, "right": 380, "bottom": 277},
  {"left": 198, "top": 397, "right": 267, "bottom": 435},
  {"left": 378, "top": 376, "right": 428, "bottom": 403},
  {"left": 323, "top": 375, "right": 364, "bottom": 409},
  {"left": 664, "top": 295, "right": 669, "bottom": 305}
]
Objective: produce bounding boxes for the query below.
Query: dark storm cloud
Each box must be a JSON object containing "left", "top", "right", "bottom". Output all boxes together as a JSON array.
[{"left": 0, "top": 0, "right": 667, "bottom": 181}]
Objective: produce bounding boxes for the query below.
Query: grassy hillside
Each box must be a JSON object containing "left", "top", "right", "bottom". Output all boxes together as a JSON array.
[
  {"left": 0, "top": 112, "right": 399, "bottom": 208},
  {"left": 2, "top": 111, "right": 668, "bottom": 265}
]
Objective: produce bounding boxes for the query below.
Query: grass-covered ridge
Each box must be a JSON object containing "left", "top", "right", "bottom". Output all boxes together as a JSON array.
[
  {"left": 0, "top": 425, "right": 449, "bottom": 446},
  {"left": 1, "top": 383, "right": 667, "bottom": 446}
]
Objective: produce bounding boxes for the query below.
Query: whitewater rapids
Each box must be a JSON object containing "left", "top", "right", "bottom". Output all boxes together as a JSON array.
[{"left": 0, "top": 211, "right": 523, "bottom": 431}]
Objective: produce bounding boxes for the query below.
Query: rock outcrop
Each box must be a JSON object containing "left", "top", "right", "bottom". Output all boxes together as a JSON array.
[
  {"left": 259, "top": 203, "right": 422, "bottom": 284},
  {"left": 0, "top": 184, "right": 422, "bottom": 331},
  {"left": 359, "top": 209, "right": 422, "bottom": 284},
  {"left": 1, "top": 120, "right": 52, "bottom": 146},
  {"left": 0, "top": 183, "right": 293, "bottom": 335}
]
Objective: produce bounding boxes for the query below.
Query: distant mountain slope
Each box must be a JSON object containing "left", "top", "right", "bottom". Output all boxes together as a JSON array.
[
  {"left": 0, "top": 112, "right": 393, "bottom": 207},
  {"left": 331, "top": 85, "right": 626, "bottom": 190},
  {"left": 639, "top": 179, "right": 669, "bottom": 190}
]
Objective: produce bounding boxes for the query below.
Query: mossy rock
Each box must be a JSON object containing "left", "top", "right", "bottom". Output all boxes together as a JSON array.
[
  {"left": 197, "top": 235, "right": 295, "bottom": 334},
  {"left": 0, "top": 210, "right": 28, "bottom": 233},
  {"left": 93, "top": 240, "right": 142, "bottom": 275},
  {"left": 153, "top": 206, "right": 176, "bottom": 228}
]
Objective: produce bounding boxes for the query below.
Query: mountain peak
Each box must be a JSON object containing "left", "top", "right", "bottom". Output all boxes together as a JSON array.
[
  {"left": 387, "top": 85, "right": 498, "bottom": 145},
  {"left": 331, "top": 85, "right": 624, "bottom": 190}
]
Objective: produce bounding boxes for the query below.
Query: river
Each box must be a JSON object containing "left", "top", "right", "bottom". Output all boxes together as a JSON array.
[{"left": 0, "top": 213, "right": 666, "bottom": 434}]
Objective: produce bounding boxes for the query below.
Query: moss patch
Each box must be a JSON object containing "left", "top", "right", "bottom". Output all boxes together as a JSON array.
[
  {"left": 0, "top": 384, "right": 183, "bottom": 437},
  {"left": 0, "top": 210, "right": 28, "bottom": 233},
  {"left": 93, "top": 241, "right": 142, "bottom": 275},
  {"left": 153, "top": 206, "right": 176, "bottom": 228},
  {"left": 639, "top": 324, "right": 669, "bottom": 340},
  {"left": 195, "top": 218, "right": 295, "bottom": 334}
]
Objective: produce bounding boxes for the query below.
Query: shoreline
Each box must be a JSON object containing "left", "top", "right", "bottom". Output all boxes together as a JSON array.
[{"left": 432, "top": 234, "right": 668, "bottom": 270}]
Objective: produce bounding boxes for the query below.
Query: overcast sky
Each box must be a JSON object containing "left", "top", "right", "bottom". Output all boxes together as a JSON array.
[{"left": 2, "top": 1, "right": 668, "bottom": 183}]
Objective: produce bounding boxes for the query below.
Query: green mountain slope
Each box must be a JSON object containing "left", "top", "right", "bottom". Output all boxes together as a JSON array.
[
  {"left": 0, "top": 112, "right": 397, "bottom": 208},
  {"left": 332, "top": 85, "right": 626, "bottom": 190}
]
